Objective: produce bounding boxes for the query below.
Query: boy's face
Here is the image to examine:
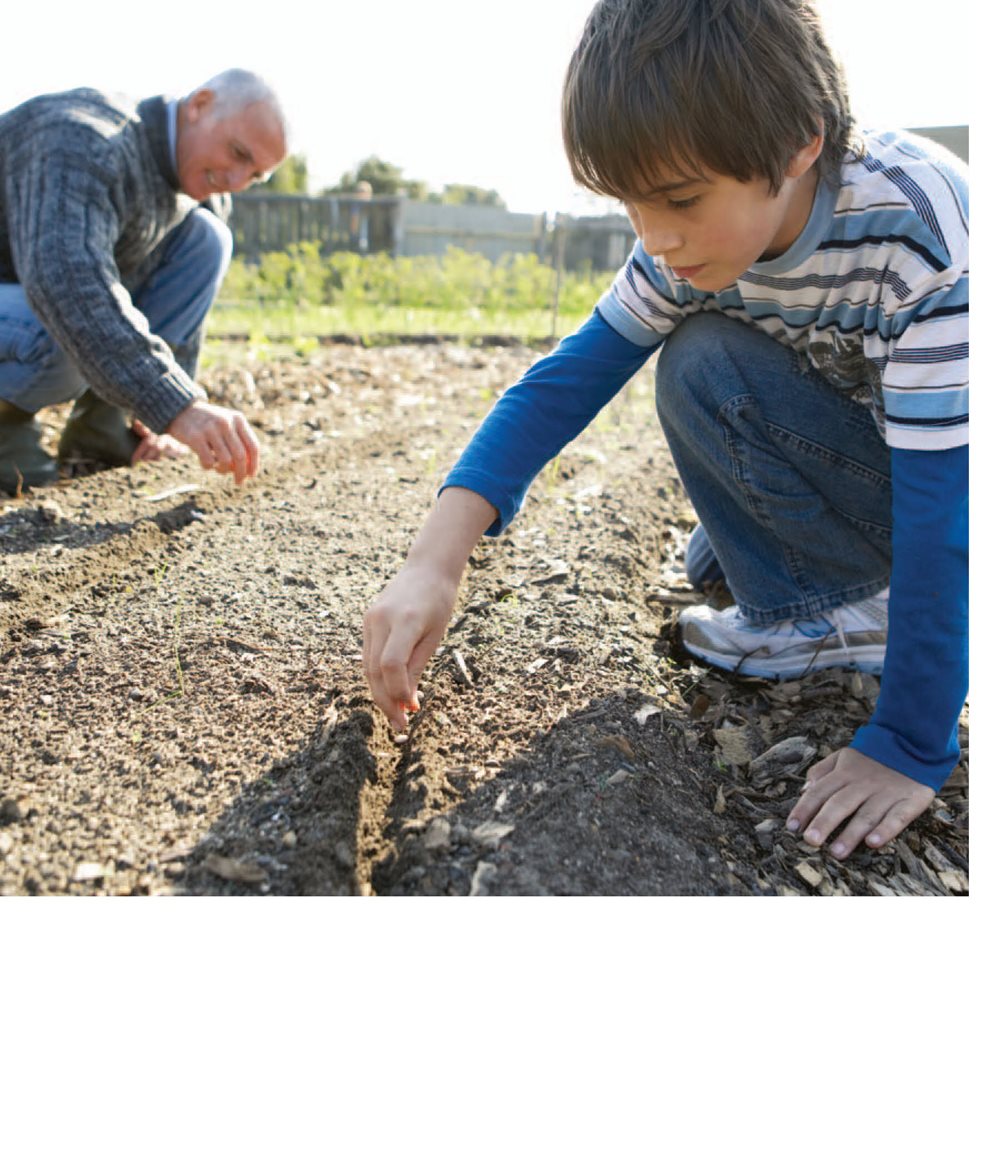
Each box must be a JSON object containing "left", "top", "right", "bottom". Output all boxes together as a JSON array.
[{"left": 621, "top": 140, "right": 821, "bottom": 292}]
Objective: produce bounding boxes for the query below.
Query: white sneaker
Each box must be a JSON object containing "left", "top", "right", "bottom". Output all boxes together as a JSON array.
[{"left": 678, "top": 594, "right": 888, "bottom": 680}]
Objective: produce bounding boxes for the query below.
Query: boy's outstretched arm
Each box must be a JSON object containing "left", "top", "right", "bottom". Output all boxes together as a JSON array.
[{"left": 363, "top": 487, "right": 498, "bottom": 731}]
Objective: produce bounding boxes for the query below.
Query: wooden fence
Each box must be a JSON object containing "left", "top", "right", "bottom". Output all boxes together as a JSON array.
[
  {"left": 229, "top": 193, "right": 628, "bottom": 271},
  {"left": 230, "top": 125, "right": 967, "bottom": 271}
]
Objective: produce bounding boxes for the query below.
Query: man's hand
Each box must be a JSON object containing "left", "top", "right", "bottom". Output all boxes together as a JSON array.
[
  {"left": 130, "top": 420, "right": 188, "bottom": 465},
  {"left": 166, "top": 401, "right": 261, "bottom": 485},
  {"left": 786, "top": 747, "right": 935, "bottom": 859}
]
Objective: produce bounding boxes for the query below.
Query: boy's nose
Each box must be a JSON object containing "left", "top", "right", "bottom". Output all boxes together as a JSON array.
[{"left": 640, "top": 224, "right": 685, "bottom": 257}]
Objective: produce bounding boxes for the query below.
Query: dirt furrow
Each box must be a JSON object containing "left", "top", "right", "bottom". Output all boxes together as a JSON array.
[{"left": 0, "top": 344, "right": 969, "bottom": 896}]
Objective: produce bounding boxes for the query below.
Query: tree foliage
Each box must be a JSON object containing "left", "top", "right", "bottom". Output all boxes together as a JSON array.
[
  {"left": 258, "top": 153, "right": 309, "bottom": 194},
  {"left": 320, "top": 155, "right": 506, "bottom": 207}
]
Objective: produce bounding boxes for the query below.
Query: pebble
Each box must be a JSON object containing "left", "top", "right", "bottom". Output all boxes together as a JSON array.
[
  {"left": 471, "top": 821, "right": 514, "bottom": 849},
  {"left": 423, "top": 818, "right": 452, "bottom": 852},
  {"left": 0, "top": 831, "right": 13, "bottom": 857},
  {"left": 0, "top": 799, "right": 24, "bottom": 825},
  {"left": 37, "top": 501, "right": 64, "bottom": 524}
]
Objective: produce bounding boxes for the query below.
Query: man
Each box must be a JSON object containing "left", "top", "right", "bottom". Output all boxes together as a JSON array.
[{"left": 0, "top": 68, "right": 288, "bottom": 495}]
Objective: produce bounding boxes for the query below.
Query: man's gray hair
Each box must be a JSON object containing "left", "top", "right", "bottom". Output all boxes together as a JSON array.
[{"left": 191, "top": 68, "right": 289, "bottom": 135}]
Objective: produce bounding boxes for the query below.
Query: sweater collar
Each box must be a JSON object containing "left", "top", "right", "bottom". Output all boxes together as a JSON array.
[{"left": 136, "top": 96, "right": 180, "bottom": 191}]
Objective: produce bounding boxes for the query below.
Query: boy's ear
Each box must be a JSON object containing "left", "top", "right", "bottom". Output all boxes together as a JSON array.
[{"left": 786, "top": 132, "right": 824, "bottom": 179}]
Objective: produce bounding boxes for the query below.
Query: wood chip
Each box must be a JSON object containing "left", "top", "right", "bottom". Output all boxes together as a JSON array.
[
  {"left": 939, "top": 870, "right": 969, "bottom": 894},
  {"left": 470, "top": 861, "right": 497, "bottom": 896},
  {"left": 597, "top": 734, "right": 635, "bottom": 759},
  {"left": 145, "top": 483, "right": 202, "bottom": 502},
  {"left": 451, "top": 649, "right": 473, "bottom": 686},
  {"left": 713, "top": 726, "right": 754, "bottom": 767},
  {"left": 795, "top": 860, "right": 824, "bottom": 889},
  {"left": 749, "top": 736, "right": 816, "bottom": 783},
  {"left": 713, "top": 786, "right": 727, "bottom": 815},
  {"left": 202, "top": 855, "right": 268, "bottom": 884}
]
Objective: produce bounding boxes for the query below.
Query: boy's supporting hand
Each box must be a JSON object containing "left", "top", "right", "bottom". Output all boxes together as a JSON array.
[
  {"left": 786, "top": 747, "right": 935, "bottom": 859},
  {"left": 363, "top": 487, "right": 499, "bottom": 732}
]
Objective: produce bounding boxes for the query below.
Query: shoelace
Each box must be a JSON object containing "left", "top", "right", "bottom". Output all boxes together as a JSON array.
[{"left": 735, "top": 610, "right": 852, "bottom": 679}]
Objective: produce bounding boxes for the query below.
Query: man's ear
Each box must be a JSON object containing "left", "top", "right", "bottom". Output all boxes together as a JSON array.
[
  {"left": 787, "top": 131, "right": 824, "bottom": 179},
  {"left": 183, "top": 88, "right": 215, "bottom": 126}
]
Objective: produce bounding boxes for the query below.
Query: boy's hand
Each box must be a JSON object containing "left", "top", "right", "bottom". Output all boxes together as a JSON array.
[
  {"left": 786, "top": 747, "right": 935, "bottom": 859},
  {"left": 363, "top": 565, "right": 460, "bottom": 732}
]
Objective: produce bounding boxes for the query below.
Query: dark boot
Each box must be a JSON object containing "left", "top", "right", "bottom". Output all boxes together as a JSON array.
[
  {"left": 0, "top": 400, "right": 58, "bottom": 496},
  {"left": 57, "top": 389, "right": 139, "bottom": 469}
]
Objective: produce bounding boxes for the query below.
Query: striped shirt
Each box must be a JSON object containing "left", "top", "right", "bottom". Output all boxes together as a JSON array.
[
  {"left": 442, "top": 129, "right": 968, "bottom": 790},
  {"left": 598, "top": 128, "right": 969, "bottom": 452}
]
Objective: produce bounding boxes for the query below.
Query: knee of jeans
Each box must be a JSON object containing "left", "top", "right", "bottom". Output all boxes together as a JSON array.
[
  {"left": 35, "top": 348, "right": 87, "bottom": 401},
  {"left": 184, "top": 208, "right": 234, "bottom": 285},
  {"left": 655, "top": 315, "right": 738, "bottom": 428},
  {"left": 3, "top": 343, "right": 87, "bottom": 407}
]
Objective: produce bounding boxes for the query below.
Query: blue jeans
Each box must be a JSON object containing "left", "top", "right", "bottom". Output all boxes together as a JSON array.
[
  {"left": 656, "top": 313, "right": 892, "bottom": 624},
  {"left": 0, "top": 208, "right": 232, "bottom": 413}
]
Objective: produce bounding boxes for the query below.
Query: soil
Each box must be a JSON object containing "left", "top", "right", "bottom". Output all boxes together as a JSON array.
[{"left": 0, "top": 341, "right": 969, "bottom": 896}]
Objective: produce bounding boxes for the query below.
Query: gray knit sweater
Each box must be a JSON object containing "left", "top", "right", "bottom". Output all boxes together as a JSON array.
[{"left": 0, "top": 88, "right": 227, "bottom": 432}]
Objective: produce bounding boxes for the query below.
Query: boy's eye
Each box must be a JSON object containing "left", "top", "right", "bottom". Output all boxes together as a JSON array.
[{"left": 667, "top": 196, "right": 700, "bottom": 210}]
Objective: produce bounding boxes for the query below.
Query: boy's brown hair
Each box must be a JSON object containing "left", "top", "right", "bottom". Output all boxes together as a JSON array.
[{"left": 563, "top": 0, "right": 855, "bottom": 199}]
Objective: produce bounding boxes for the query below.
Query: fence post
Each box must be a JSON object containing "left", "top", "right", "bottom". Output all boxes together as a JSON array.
[{"left": 551, "top": 213, "right": 567, "bottom": 339}]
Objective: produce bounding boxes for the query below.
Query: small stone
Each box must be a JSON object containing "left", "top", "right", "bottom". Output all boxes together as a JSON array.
[
  {"left": 73, "top": 861, "right": 107, "bottom": 882},
  {"left": 634, "top": 703, "right": 661, "bottom": 727},
  {"left": 281, "top": 830, "right": 297, "bottom": 848},
  {"left": 0, "top": 831, "right": 13, "bottom": 857},
  {"left": 38, "top": 501, "right": 64, "bottom": 524},
  {"left": 0, "top": 799, "right": 24, "bottom": 825},
  {"left": 471, "top": 821, "right": 514, "bottom": 848},
  {"left": 423, "top": 818, "right": 452, "bottom": 852}
]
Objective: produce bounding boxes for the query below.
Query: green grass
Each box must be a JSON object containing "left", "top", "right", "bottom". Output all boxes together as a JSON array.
[
  {"left": 206, "top": 302, "right": 591, "bottom": 344},
  {"left": 203, "top": 243, "right": 611, "bottom": 351}
]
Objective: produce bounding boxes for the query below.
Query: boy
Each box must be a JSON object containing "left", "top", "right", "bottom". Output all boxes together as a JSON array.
[{"left": 363, "top": 0, "right": 968, "bottom": 862}]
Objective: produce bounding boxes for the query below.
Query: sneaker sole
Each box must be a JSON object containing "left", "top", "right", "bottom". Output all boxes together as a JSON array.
[{"left": 683, "top": 641, "right": 884, "bottom": 681}]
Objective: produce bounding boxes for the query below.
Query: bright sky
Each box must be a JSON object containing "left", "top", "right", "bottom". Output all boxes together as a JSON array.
[{"left": 3, "top": 0, "right": 972, "bottom": 214}]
